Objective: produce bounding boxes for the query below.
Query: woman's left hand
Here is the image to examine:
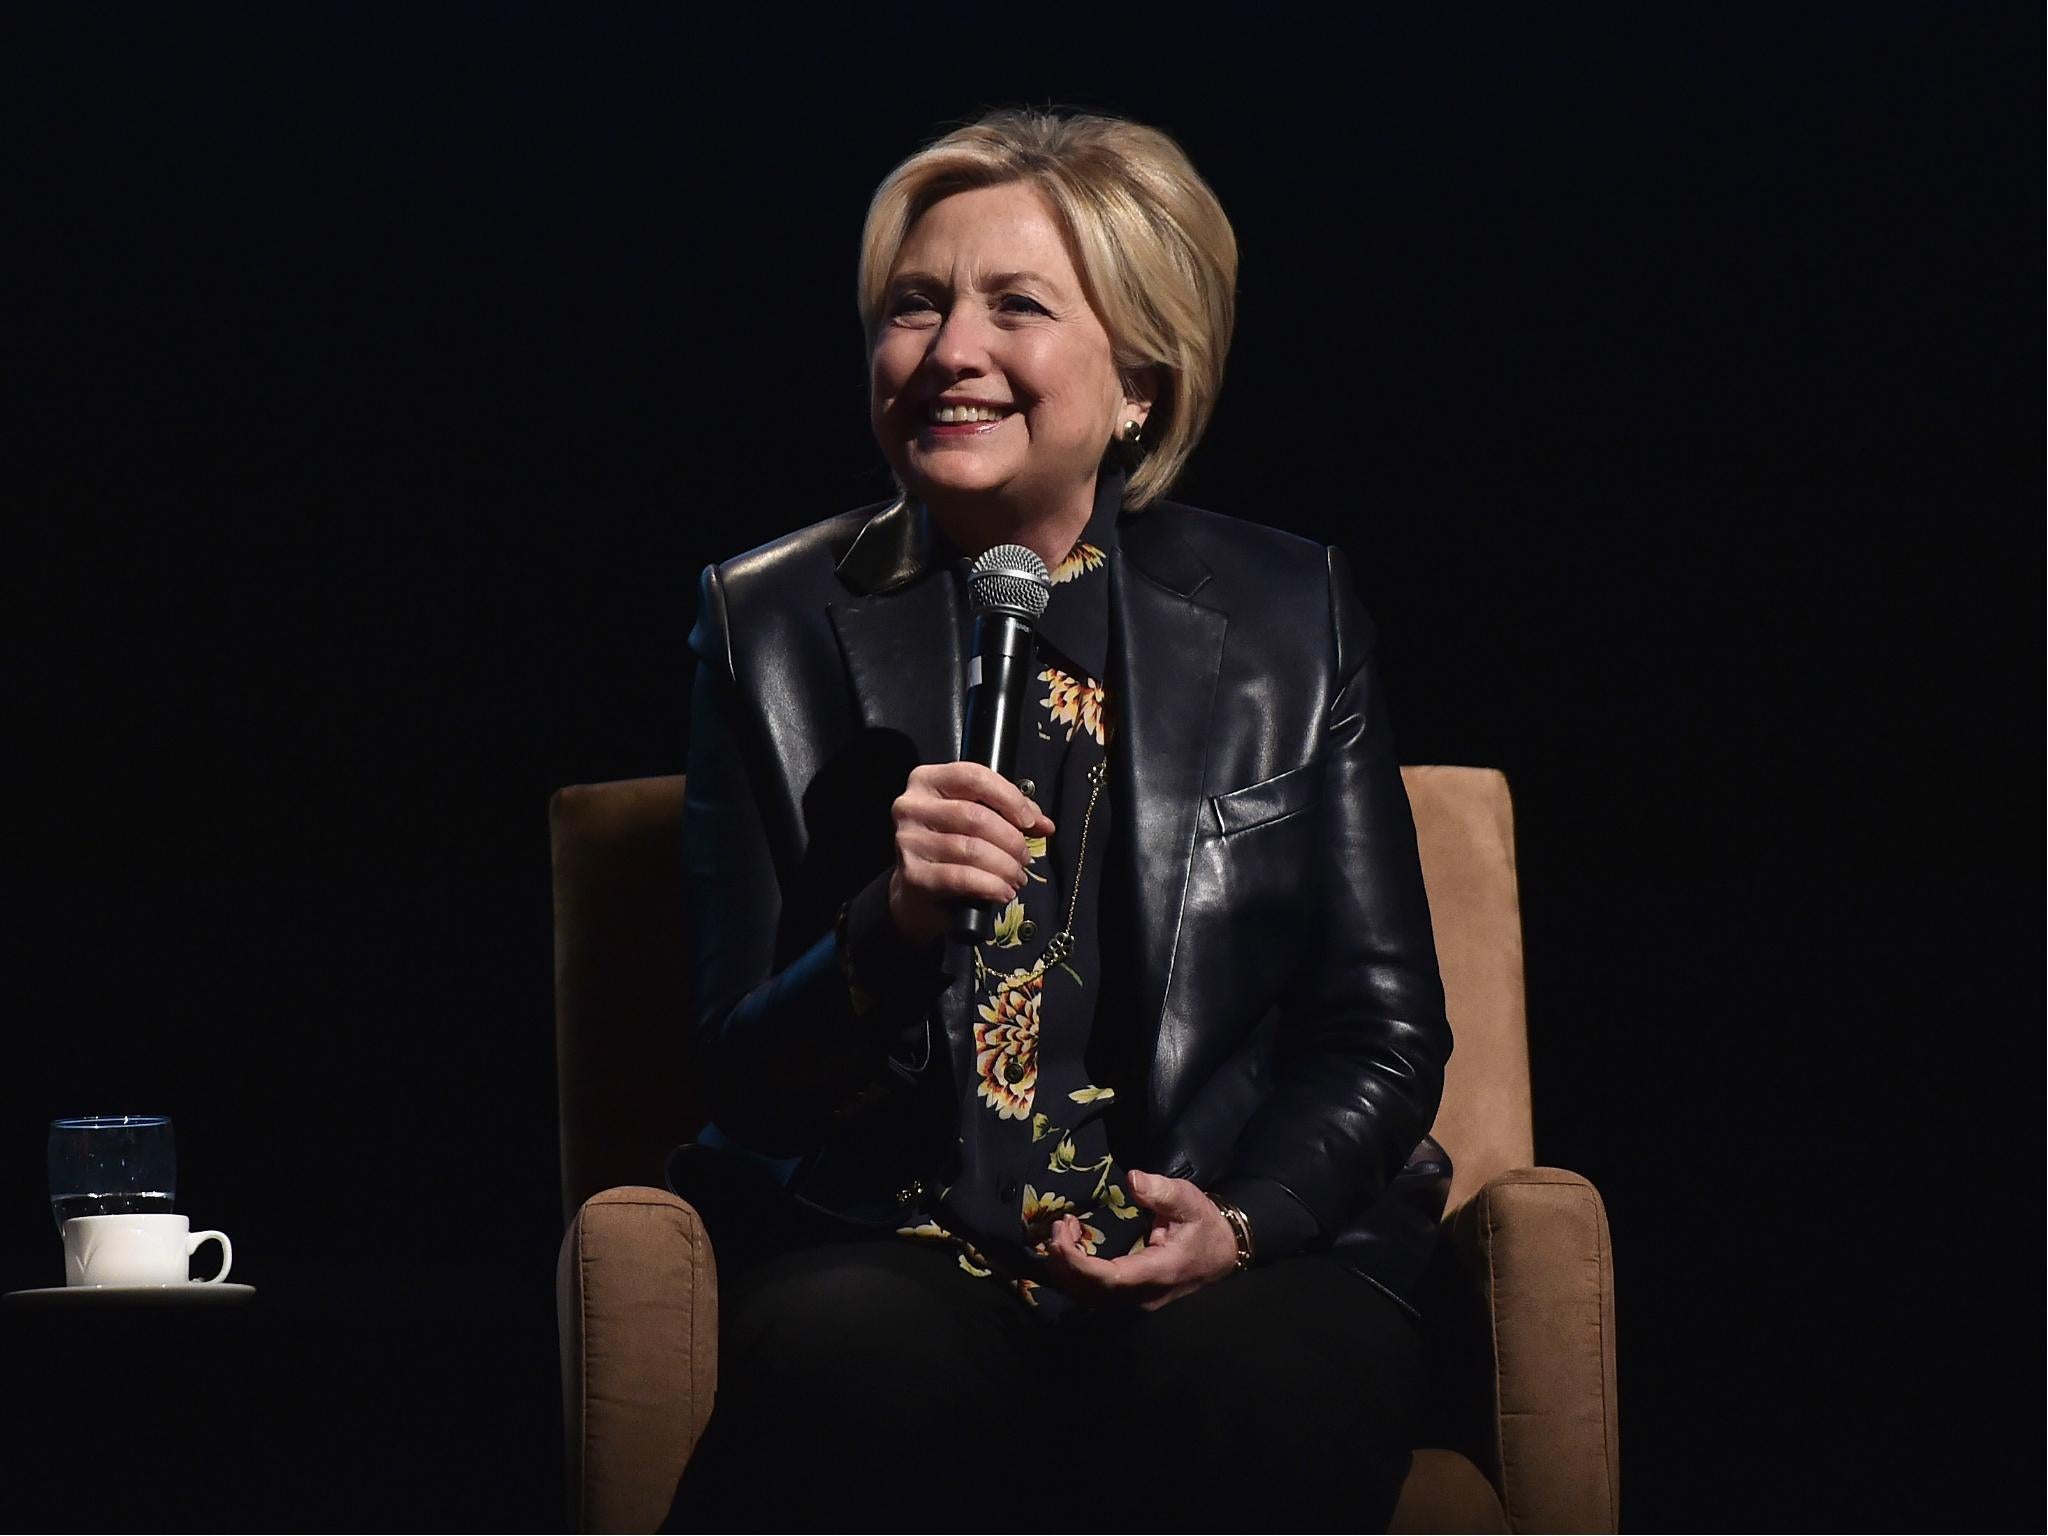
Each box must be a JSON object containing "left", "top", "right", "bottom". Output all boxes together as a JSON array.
[{"left": 1041, "top": 1168, "right": 1242, "bottom": 1312}]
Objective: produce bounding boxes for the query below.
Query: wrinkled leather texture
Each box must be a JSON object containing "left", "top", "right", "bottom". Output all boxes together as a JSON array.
[{"left": 682, "top": 490, "right": 1455, "bottom": 1309}]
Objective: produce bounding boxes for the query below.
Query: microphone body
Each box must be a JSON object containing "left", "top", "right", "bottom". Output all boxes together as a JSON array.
[
  {"left": 952, "top": 610, "right": 1037, "bottom": 945},
  {"left": 950, "top": 544, "right": 1053, "bottom": 946}
]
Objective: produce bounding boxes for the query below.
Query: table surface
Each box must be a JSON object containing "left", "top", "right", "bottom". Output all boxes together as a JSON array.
[{"left": 5, "top": 1281, "right": 257, "bottom": 1306}]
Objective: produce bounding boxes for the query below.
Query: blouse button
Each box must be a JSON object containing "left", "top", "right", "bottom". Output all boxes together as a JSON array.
[
  {"left": 1019, "top": 919, "right": 1038, "bottom": 941},
  {"left": 1003, "top": 1058, "right": 1025, "bottom": 1084},
  {"left": 1016, "top": 777, "right": 1037, "bottom": 799},
  {"left": 999, "top": 1178, "right": 1020, "bottom": 1203}
]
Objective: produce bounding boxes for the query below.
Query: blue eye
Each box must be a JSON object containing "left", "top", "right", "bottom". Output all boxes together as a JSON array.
[{"left": 1000, "top": 294, "right": 1048, "bottom": 315}]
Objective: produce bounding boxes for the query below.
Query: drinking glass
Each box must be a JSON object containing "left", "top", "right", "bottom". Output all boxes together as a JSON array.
[{"left": 48, "top": 1115, "right": 177, "bottom": 1233}]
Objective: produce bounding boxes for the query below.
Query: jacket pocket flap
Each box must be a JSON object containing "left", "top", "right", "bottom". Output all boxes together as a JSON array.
[{"left": 1209, "top": 759, "right": 1322, "bottom": 836}]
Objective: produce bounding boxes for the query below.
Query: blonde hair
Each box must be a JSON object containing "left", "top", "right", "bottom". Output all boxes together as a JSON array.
[{"left": 858, "top": 108, "right": 1237, "bottom": 509}]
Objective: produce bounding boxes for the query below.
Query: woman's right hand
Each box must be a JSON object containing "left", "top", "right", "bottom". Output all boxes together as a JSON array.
[{"left": 887, "top": 762, "right": 1056, "bottom": 946}]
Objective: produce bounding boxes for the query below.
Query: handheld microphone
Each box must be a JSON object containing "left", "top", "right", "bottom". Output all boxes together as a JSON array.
[{"left": 951, "top": 543, "right": 1053, "bottom": 945}]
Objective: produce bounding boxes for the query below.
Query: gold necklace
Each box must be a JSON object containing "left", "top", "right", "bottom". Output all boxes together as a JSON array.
[{"left": 1014, "top": 759, "right": 1106, "bottom": 979}]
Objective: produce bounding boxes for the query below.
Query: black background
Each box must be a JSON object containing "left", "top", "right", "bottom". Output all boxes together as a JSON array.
[{"left": 5, "top": 4, "right": 2039, "bottom": 1531}]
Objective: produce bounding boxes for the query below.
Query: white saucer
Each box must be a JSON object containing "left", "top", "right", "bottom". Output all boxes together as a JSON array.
[{"left": 4, "top": 1282, "right": 255, "bottom": 1307}]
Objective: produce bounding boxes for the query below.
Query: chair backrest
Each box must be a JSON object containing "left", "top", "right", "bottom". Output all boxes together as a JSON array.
[
  {"left": 551, "top": 766, "right": 1533, "bottom": 1224},
  {"left": 1399, "top": 766, "right": 1536, "bottom": 1210}
]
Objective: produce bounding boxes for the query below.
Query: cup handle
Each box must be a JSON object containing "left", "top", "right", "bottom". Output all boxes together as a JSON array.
[{"left": 187, "top": 1230, "right": 232, "bottom": 1284}]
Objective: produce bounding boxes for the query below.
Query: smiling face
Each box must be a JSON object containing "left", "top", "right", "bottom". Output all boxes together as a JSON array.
[{"left": 869, "top": 181, "right": 1148, "bottom": 540}]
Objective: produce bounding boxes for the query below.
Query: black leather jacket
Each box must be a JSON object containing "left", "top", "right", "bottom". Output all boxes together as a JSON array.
[{"left": 680, "top": 483, "right": 1454, "bottom": 1313}]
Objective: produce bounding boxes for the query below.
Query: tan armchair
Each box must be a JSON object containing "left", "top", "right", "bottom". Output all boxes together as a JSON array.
[{"left": 552, "top": 768, "right": 1619, "bottom": 1533}]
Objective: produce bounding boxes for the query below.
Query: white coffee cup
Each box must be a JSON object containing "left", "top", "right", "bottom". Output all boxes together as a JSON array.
[{"left": 62, "top": 1213, "right": 233, "bottom": 1287}]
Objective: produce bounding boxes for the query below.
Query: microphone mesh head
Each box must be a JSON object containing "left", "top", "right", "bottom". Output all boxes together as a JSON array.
[{"left": 968, "top": 543, "right": 1053, "bottom": 621}]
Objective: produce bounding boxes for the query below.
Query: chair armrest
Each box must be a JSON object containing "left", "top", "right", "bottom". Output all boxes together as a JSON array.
[
  {"left": 1446, "top": 1167, "right": 1620, "bottom": 1534},
  {"left": 557, "top": 1186, "right": 719, "bottom": 1535}
]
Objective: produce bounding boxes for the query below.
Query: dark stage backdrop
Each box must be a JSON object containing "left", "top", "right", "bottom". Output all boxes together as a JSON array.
[{"left": 6, "top": 5, "right": 2038, "bottom": 1531}]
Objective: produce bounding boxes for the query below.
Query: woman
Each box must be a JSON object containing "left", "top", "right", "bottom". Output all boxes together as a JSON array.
[{"left": 665, "top": 108, "right": 1452, "bottom": 1532}]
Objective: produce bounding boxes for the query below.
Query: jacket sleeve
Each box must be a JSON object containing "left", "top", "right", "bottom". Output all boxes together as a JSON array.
[
  {"left": 1212, "top": 547, "right": 1453, "bottom": 1262},
  {"left": 683, "top": 563, "right": 945, "bottom": 1156}
]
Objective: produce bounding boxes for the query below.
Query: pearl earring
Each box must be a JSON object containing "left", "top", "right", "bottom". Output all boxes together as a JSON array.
[{"left": 1119, "top": 419, "right": 1143, "bottom": 446}]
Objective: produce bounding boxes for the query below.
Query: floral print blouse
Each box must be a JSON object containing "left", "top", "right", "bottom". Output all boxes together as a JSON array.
[{"left": 894, "top": 495, "right": 1152, "bottom": 1319}]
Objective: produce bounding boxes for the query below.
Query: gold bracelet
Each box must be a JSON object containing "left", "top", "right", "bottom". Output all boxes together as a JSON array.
[{"left": 1206, "top": 1192, "right": 1255, "bottom": 1272}]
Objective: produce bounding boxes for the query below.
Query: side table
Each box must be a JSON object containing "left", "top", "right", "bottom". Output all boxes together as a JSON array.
[{"left": 4, "top": 1282, "right": 272, "bottom": 1530}]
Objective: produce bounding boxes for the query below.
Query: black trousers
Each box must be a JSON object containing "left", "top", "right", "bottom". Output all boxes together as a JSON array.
[{"left": 663, "top": 1235, "right": 1424, "bottom": 1533}]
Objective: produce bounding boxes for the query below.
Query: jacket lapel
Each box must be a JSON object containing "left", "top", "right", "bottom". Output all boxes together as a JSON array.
[
  {"left": 827, "top": 497, "right": 965, "bottom": 765},
  {"left": 827, "top": 498, "right": 973, "bottom": 1089},
  {"left": 1110, "top": 511, "right": 1228, "bottom": 1145}
]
